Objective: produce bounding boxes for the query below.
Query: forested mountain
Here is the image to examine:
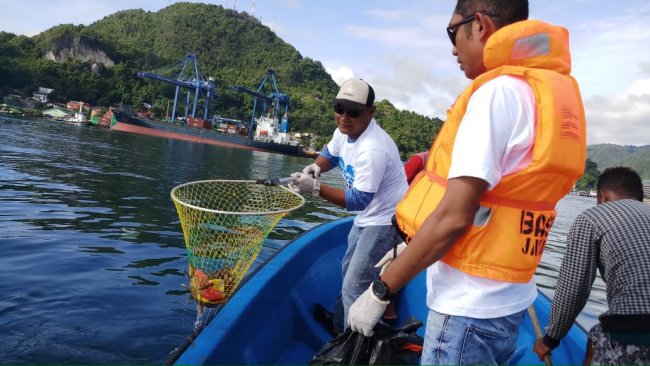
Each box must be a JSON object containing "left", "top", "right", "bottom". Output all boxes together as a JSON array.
[
  {"left": 2, "top": 2, "right": 645, "bottom": 173},
  {"left": 587, "top": 144, "right": 650, "bottom": 180},
  {"left": 0, "top": 2, "right": 440, "bottom": 159}
]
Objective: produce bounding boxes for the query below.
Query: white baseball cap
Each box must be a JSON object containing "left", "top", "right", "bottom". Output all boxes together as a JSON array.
[{"left": 335, "top": 79, "right": 375, "bottom": 108}]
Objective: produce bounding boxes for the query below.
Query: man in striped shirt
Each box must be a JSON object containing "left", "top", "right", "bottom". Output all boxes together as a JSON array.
[{"left": 534, "top": 166, "right": 650, "bottom": 364}]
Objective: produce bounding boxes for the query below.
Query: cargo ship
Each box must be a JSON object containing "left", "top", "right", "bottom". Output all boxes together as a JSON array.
[
  {"left": 98, "top": 108, "right": 304, "bottom": 157},
  {"left": 95, "top": 57, "right": 310, "bottom": 157}
]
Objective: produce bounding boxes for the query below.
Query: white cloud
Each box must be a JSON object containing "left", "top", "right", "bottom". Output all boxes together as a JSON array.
[
  {"left": 641, "top": 63, "right": 650, "bottom": 77},
  {"left": 350, "top": 4, "right": 650, "bottom": 145},
  {"left": 565, "top": 7, "right": 650, "bottom": 98},
  {"left": 630, "top": 78, "right": 650, "bottom": 96},
  {"left": 362, "top": 52, "right": 466, "bottom": 118},
  {"left": 324, "top": 65, "right": 355, "bottom": 85},
  {"left": 560, "top": 7, "right": 650, "bottom": 146},
  {"left": 345, "top": 25, "right": 435, "bottom": 50},
  {"left": 323, "top": 12, "right": 465, "bottom": 119},
  {"left": 261, "top": 19, "right": 289, "bottom": 36},
  {"left": 584, "top": 78, "right": 650, "bottom": 145}
]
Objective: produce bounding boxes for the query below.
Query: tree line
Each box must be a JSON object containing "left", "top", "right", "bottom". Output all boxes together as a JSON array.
[{"left": 0, "top": 3, "right": 441, "bottom": 159}]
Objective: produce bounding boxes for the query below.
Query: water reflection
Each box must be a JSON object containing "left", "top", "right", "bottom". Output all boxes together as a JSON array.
[{"left": 0, "top": 116, "right": 604, "bottom": 363}]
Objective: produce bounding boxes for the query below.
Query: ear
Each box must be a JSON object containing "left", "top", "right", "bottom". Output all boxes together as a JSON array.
[
  {"left": 474, "top": 13, "right": 497, "bottom": 43},
  {"left": 368, "top": 105, "right": 376, "bottom": 117},
  {"left": 599, "top": 188, "right": 617, "bottom": 204}
]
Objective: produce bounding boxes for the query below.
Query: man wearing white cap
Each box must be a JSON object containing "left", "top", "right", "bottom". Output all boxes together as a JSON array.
[{"left": 289, "top": 79, "right": 408, "bottom": 332}]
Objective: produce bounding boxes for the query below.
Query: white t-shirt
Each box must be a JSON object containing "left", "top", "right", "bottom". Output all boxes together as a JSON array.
[
  {"left": 426, "top": 75, "right": 538, "bottom": 318},
  {"left": 327, "top": 119, "right": 408, "bottom": 227}
]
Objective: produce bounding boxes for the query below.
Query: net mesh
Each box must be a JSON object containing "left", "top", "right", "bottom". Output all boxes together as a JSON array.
[{"left": 171, "top": 179, "right": 304, "bottom": 305}]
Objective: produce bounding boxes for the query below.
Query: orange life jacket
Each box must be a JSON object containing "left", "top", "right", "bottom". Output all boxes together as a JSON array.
[{"left": 395, "top": 20, "right": 587, "bottom": 283}]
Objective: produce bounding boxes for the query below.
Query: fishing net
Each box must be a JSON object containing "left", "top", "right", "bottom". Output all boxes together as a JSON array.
[{"left": 171, "top": 179, "right": 305, "bottom": 305}]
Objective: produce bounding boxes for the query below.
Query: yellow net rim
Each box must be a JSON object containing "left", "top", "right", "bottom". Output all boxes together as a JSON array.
[{"left": 170, "top": 179, "right": 305, "bottom": 215}]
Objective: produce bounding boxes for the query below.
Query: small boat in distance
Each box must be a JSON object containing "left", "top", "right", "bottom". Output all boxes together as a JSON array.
[
  {"left": 65, "top": 102, "right": 88, "bottom": 126},
  {"left": 169, "top": 217, "right": 588, "bottom": 365}
]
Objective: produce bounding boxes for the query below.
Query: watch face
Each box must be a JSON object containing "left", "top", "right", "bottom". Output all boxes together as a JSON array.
[{"left": 373, "top": 279, "right": 389, "bottom": 300}]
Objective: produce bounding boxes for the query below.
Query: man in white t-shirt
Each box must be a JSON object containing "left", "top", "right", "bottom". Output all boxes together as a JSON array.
[
  {"left": 289, "top": 79, "right": 408, "bottom": 332},
  {"left": 348, "top": 0, "right": 587, "bottom": 364}
]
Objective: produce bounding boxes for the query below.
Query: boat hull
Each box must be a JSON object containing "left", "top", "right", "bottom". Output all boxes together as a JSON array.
[
  {"left": 112, "top": 116, "right": 302, "bottom": 156},
  {"left": 172, "top": 217, "right": 587, "bottom": 364}
]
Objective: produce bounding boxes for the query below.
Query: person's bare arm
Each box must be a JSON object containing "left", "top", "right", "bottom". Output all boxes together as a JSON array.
[
  {"left": 318, "top": 184, "right": 346, "bottom": 208},
  {"left": 380, "top": 176, "right": 489, "bottom": 292},
  {"left": 314, "top": 155, "right": 333, "bottom": 174}
]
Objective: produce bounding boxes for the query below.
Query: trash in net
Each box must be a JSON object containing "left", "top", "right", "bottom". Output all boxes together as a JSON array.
[{"left": 171, "top": 179, "right": 304, "bottom": 305}]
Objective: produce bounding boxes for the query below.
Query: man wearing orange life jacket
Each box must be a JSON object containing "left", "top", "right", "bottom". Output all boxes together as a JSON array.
[{"left": 348, "top": 0, "right": 586, "bottom": 364}]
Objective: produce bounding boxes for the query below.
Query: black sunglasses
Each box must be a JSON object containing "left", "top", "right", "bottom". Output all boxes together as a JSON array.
[
  {"left": 334, "top": 103, "right": 366, "bottom": 118},
  {"left": 446, "top": 12, "right": 498, "bottom": 46}
]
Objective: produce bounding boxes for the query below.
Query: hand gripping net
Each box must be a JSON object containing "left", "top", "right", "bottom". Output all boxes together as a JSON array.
[{"left": 171, "top": 180, "right": 305, "bottom": 305}]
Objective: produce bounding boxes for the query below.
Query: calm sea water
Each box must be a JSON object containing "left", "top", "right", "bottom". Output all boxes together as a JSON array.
[{"left": 0, "top": 115, "right": 601, "bottom": 363}]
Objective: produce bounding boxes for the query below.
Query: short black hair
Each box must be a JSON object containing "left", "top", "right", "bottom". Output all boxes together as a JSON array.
[
  {"left": 597, "top": 166, "right": 644, "bottom": 201},
  {"left": 360, "top": 80, "right": 375, "bottom": 106},
  {"left": 454, "top": 0, "right": 528, "bottom": 29},
  {"left": 366, "top": 84, "right": 375, "bottom": 106}
]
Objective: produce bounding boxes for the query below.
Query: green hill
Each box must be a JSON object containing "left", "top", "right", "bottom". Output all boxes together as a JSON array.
[
  {"left": 2, "top": 2, "right": 645, "bottom": 170},
  {"left": 0, "top": 2, "right": 439, "bottom": 158},
  {"left": 587, "top": 144, "right": 650, "bottom": 180}
]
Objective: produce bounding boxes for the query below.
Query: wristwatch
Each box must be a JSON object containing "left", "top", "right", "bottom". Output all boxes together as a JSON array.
[{"left": 372, "top": 279, "right": 391, "bottom": 301}]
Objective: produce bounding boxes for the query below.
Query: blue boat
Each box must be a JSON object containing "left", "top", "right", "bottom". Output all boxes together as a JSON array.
[{"left": 171, "top": 217, "right": 587, "bottom": 364}]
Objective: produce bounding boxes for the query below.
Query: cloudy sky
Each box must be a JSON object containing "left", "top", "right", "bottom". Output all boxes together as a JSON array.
[{"left": 1, "top": 0, "right": 649, "bottom": 146}]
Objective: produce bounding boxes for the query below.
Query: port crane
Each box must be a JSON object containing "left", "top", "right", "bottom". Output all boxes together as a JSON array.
[
  {"left": 137, "top": 53, "right": 216, "bottom": 123},
  {"left": 231, "top": 69, "right": 290, "bottom": 138}
]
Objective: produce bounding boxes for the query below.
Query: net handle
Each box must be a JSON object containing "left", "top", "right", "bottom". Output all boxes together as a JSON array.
[{"left": 170, "top": 179, "right": 305, "bottom": 215}]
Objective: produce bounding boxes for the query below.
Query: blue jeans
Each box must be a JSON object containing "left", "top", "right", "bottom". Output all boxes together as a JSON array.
[
  {"left": 421, "top": 308, "right": 526, "bottom": 365},
  {"left": 334, "top": 224, "right": 399, "bottom": 330}
]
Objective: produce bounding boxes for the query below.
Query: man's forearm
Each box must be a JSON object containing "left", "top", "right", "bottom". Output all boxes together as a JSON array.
[
  {"left": 318, "top": 183, "right": 346, "bottom": 208},
  {"left": 380, "top": 176, "right": 488, "bottom": 294},
  {"left": 545, "top": 217, "right": 597, "bottom": 342},
  {"left": 315, "top": 154, "right": 334, "bottom": 174},
  {"left": 381, "top": 209, "right": 470, "bottom": 293}
]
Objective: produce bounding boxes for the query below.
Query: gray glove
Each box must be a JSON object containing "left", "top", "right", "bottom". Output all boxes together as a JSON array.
[
  {"left": 302, "top": 163, "right": 321, "bottom": 178},
  {"left": 288, "top": 172, "right": 320, "bottom": 195},
  {"left": 349, "top": 284, "right": 389, "bottom": 337}
]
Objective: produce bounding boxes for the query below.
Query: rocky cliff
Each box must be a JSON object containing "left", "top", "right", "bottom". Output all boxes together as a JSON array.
[{"left": 43, "top": 36, "right": 114, "bottom": 69}]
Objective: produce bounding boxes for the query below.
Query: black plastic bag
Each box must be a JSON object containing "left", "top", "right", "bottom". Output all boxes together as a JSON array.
[
  {"left": 310, "top": 317, "right": 424, "bottom": 365},
  {"left": 310, "top": 330, "right": 373, "bottom": 365}
]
